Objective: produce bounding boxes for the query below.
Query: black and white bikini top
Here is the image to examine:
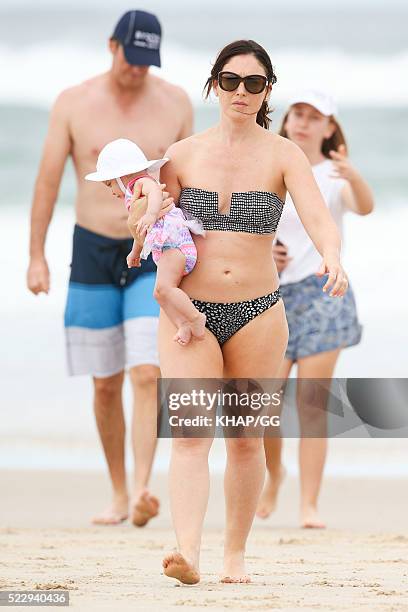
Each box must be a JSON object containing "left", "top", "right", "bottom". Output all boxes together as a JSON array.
[{"left": 179, "top": 187, "right": 284, "bottom": 235}]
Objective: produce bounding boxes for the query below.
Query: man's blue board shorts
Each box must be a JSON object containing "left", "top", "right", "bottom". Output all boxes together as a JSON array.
[{"left": 64, "top": 224, "right": 159, "bottom": 378}]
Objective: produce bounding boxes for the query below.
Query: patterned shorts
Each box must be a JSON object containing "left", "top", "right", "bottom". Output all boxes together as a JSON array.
[{"left": 280, "top": 274, "right": 362, "bottom": 361}]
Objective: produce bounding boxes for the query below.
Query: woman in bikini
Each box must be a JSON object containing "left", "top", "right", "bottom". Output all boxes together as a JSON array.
[{"left": 157, "top": 40, "right": 348, "bottom": 585}]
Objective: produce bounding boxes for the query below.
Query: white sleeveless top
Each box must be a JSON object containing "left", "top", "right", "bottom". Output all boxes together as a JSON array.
[{"left": 278, "top": 159, "right": 347, "bottom": 285}]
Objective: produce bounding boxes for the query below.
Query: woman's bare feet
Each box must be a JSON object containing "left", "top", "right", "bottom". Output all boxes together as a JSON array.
[
  {"left": 162, "top": 552, "right": 200, "bottom": 585},
  {"left": 256, "top": 465, "right": 286, "bottom": 519},
  {"left": 173, "top": 323, "right": 192, "bottom": 346},
  {"left": 91, "top": 494, "right": 129, "bottom": 525},
  {"left": 301, "top": 505, "right": 326, "bottom": 529},
  {"left": 220, "top": 552, "right": 251, "bottom": 584},
  {"left": 220, "top": 575, "right": 251, "bottom": 584},
  {"left": 131, "top": 490, "right": 159, "bottom": 527}
]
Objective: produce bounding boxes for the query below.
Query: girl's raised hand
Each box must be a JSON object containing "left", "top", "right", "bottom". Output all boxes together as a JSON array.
[{"left": 329, "top": 144, "right": 358, "bottom": 182}]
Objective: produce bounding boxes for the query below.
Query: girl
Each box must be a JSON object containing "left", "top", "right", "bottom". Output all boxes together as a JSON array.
[{"left": 256, "top": 89, "right": 374, "bottom": 528}]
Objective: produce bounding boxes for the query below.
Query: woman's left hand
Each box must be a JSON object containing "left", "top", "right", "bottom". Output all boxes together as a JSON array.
[
  {"left": 316, "top": 254, "right": 349, "bottom": 297},
  {"left": 329, "top": 144, "right": 358, "bottom": 182}
]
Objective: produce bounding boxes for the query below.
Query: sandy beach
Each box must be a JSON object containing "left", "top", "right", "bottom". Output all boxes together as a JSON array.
[
  {"left": 1, "top": 4, "right": 408, "bottom": 611},
  {"left": 1, "top": 469, "right": 408, "bottom": 611}
]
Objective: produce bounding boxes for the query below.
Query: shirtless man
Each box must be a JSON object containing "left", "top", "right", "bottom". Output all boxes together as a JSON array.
[{"left": 26, "top": 10, "right": 193, "bottom": 526}]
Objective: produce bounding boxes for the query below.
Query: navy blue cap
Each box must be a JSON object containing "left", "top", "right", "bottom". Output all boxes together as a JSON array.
[{"left": 112, "top": 10, "right": 162, "bottom": 67}]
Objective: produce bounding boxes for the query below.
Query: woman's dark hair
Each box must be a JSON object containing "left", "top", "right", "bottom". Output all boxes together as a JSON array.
[
  {"left": 204, "top": 40, "right": 277, "bottom": 130},
  {"left": 279, "top": 110, "right": 348, "bottom": 157}
]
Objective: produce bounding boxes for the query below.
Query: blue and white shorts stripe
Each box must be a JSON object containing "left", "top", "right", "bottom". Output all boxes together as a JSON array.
[{"left": 64, "top": 225, "right": 159, "bottom": 377}]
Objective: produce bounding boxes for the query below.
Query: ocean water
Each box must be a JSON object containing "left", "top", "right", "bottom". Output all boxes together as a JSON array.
[
  {"left": 0, "top": 3, "right": 407, "bottom": 473},
  {"left": 1, "top": 4, "right": 408, "bottom": 208}
]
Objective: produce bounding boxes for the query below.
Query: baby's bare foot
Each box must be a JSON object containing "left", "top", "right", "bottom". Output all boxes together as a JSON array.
[
  {"left": 173, "top": 323, "right": 192, "bottom": 346},
  {"left": 91, "top": 495, "right": 128, "bottom": 526},
  {"left": 162, "top": 552, "right": 200, "bottom": 584},
  {"left": 126, "top": 251, "right": 141, "bottom": 268},
  {"left": 131, "top": 490, "right": 159, "bottom": 527},
  {"left": 189, "top": 312, "right": 206, "bottom": 340}
]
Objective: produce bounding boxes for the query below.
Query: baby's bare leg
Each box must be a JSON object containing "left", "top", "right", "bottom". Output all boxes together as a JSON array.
[{"left": 153, "top": 249, "right": 206, "bottom": 346}]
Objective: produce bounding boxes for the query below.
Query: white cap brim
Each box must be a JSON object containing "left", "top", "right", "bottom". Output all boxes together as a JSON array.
[
  {"left": 85, "top": 157, "right": 169, "bottom": 182},
  {"left": 146, "top": 157, "right": 169, "bottom": 173},
  {"left": 288, "top": 94, "right": 337, "bottom": 117}
]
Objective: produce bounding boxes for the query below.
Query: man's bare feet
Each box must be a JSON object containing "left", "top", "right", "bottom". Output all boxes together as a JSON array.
[
  {"left": 256, "top": 465, "right": 286, "bottom": 519},
  {"left": 91, "top": 495, "right": 129, "bottom": 525},
  {"left": 301, "top": 505, "right": 326, "bottom": 529},
  {"left": 162, "top": 552, "right": 200, "bottom": 585},
  {"left": 173, "top": 323, "right": 192, "bottom": 346},
  {"left": 131, "top": 490, "right": 159, "bottom": 527},
  {"left": 189, "top": 312, "right": 206, "bottom": 340},
  {"left": 220, "top": 552, "right": 250, "bottom": 584}
]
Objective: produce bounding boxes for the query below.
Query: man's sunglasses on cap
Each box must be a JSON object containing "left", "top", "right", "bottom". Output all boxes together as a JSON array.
[{"left": 218, "top": 72, "right": 268, "bottom": 95}]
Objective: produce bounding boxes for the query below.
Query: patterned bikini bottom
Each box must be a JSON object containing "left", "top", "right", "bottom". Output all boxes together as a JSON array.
[{"left": 191, "top": 289, "right": 281, "bottom": 346}]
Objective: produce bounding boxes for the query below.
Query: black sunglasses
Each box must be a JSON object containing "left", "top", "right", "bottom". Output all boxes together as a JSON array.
[{"left": 218, "top": 71, "right": 268, "bottom": 95}]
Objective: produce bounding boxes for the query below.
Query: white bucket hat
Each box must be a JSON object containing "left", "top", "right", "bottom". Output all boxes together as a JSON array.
[
  {"left": 85, "top": 138, "right": 169, "bottom": 182},
  {"left": 288, "top": 88, "right": 338, "bottom": 117}
]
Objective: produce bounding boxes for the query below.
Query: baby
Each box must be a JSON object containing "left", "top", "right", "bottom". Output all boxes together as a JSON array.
[{"left": 85, "top": 138, "right": 206, "bottom": 346}]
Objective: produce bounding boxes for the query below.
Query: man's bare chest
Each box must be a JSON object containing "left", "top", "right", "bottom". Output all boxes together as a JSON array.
[{"left": 71, "top": 103, "right": 181, "bottom": 168}]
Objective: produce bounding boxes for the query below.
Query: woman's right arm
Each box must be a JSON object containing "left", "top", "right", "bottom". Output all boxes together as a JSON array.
[{"left": 159, "top": 143, "right": 183, "bottom": 205}]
